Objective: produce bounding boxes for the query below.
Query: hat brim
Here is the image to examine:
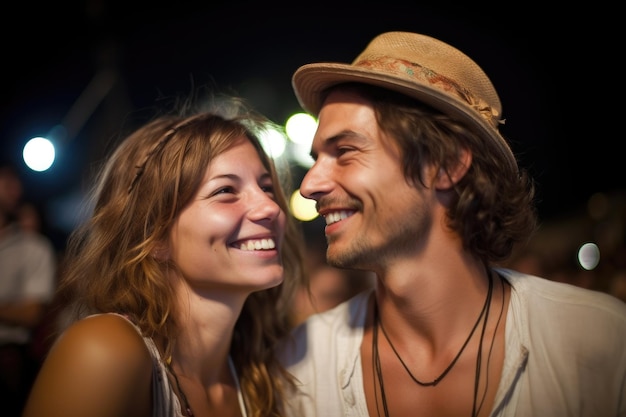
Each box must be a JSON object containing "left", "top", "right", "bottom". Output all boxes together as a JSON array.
[{"left": 293, "top": 63, "right": 517, "bottom": 171}]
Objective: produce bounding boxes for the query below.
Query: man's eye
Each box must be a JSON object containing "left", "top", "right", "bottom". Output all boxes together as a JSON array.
[{"left": 337, "top": 147, "right": 354, "bottom": 156}]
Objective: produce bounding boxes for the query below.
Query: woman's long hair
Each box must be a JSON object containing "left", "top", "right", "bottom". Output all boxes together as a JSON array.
[{"left": 55, "top": 95, "right": 305, "bottom": 416}]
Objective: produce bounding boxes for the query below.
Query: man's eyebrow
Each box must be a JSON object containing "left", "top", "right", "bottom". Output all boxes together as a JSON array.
[{"left": 310, "top": 130, "right": 366, "bottom": 160}]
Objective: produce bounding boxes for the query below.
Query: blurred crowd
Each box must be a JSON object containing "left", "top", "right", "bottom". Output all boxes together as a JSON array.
[{"left": 0, "top": 162, "right": 58, "bottom": 416}]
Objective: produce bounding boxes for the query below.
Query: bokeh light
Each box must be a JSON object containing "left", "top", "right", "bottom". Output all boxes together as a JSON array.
[
  {"left": 23, "top": 137, "right": 55, "bottom": 172},
  {"left": 290, "top": 189, "right": 318, "bottom": 221},
  {"left": 578, "top": 242, "right": 600, "bottom": 271}
]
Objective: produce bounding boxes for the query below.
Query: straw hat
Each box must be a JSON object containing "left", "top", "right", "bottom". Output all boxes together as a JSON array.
[{"left": 292, "top": 31, "right": 517, "bottom": 171}]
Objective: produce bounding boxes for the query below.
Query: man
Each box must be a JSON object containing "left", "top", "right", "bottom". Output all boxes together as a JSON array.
[
  {"left": 0, "top": 162, "right": 57, "bottom": 416},
  {"left": 279, "top": 32, "right": 626, "bottom": 417}
]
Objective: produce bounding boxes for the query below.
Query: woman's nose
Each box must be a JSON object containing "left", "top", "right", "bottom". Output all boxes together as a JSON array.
[{"left": 248, "top": 190, "right": 282, "bottom": 221}]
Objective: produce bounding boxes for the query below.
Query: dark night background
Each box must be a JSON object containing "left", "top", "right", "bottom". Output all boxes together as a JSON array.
[{"left": 1, "top": 0, "right": 622, "bottom": 251}]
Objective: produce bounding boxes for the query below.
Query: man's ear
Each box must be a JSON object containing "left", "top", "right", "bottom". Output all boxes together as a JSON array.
[{"left": 434, "top": 148, "right": 472, "bottom": 190}]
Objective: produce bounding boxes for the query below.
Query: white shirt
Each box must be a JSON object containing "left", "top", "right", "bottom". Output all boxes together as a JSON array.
[
  {"left": 279, "top": 269, "right": 626, "bottom": 417},
  {"left": 0, "top": 224, "right": 56, "bottom": 345}
]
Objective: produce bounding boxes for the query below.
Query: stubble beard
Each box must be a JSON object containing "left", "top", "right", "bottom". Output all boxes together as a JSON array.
[{"left": 325, "top": 210, "right": 430, "bottom": 271}]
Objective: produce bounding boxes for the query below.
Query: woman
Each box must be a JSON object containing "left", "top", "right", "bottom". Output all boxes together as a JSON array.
[{"left": 22, "top": 96, "right": 305, "bottom": 417}]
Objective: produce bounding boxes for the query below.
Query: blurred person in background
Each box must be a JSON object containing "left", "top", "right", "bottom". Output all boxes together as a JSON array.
[
  {"left": 0, "top": 161, "right": 57, "bottom": 417},
  {"left": 22, "top": 95, "right": 305, "bottom": 417},
  {"left": 17, "top": 202, "right": 43, "bottom": 234}
]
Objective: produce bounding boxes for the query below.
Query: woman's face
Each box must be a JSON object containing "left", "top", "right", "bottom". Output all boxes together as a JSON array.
[{"left": 169, "top": 137, "right": 286, "bottom": 295}]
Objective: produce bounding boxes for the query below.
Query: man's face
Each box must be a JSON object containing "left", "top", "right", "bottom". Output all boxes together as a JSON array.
[{"left": 300, "top": 89, "right": 434, "bottom": 272}]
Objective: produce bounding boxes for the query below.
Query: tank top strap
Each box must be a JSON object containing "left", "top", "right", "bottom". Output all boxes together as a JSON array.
[{"left": 93, "top": 313, "right": 186, "bottom": 417}]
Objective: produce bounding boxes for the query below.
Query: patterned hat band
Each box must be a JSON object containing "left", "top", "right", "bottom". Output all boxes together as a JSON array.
[{"left": 355, "top": 56, "right": 503, "bottom": 130}]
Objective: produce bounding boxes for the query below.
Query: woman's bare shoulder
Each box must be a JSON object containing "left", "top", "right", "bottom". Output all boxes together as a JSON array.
[{"left": 23, "top": 313, "right": 154, "bottom": 417}]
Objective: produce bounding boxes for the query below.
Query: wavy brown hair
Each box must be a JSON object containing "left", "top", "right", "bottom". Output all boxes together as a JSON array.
[
  {"left": 324, "top": 83, "right": 537, "bottom": 265},
  {"left": 55, "top": 96, "right": 305, "bottom": 416}
]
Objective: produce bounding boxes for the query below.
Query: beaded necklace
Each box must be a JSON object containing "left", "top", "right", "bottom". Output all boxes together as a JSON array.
[{"left": 166, "top": 357, "right": 193, "bottom": 417}]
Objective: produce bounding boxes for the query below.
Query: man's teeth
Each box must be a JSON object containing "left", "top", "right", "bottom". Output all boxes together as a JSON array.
[
  {"left": 325, "top": 210, "right": 351, "bottom": 225},
  {"left": 239, "top": 239, "right": 276, "bottom": 251}
]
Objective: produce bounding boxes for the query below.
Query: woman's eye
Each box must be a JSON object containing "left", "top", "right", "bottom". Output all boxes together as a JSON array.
[
  {"left": 213, "top": 186, "right": 234, "bottom": 195},
  {"left": 259, "top": 181, "right": 277, "bottom": 197}
]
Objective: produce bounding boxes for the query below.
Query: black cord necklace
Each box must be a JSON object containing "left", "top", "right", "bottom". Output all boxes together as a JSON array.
[
  {"left": 473, "top": 272, "right": 506, "bottom": 416},
  {"left": 377, "top": 273, "right": 493, "bottom": 387},
  {"left": 372, "top": 271, "right": 494, "bottom": 417},
  {"left": 470, "top": 273, "right": 493, "bottom": 417}
]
